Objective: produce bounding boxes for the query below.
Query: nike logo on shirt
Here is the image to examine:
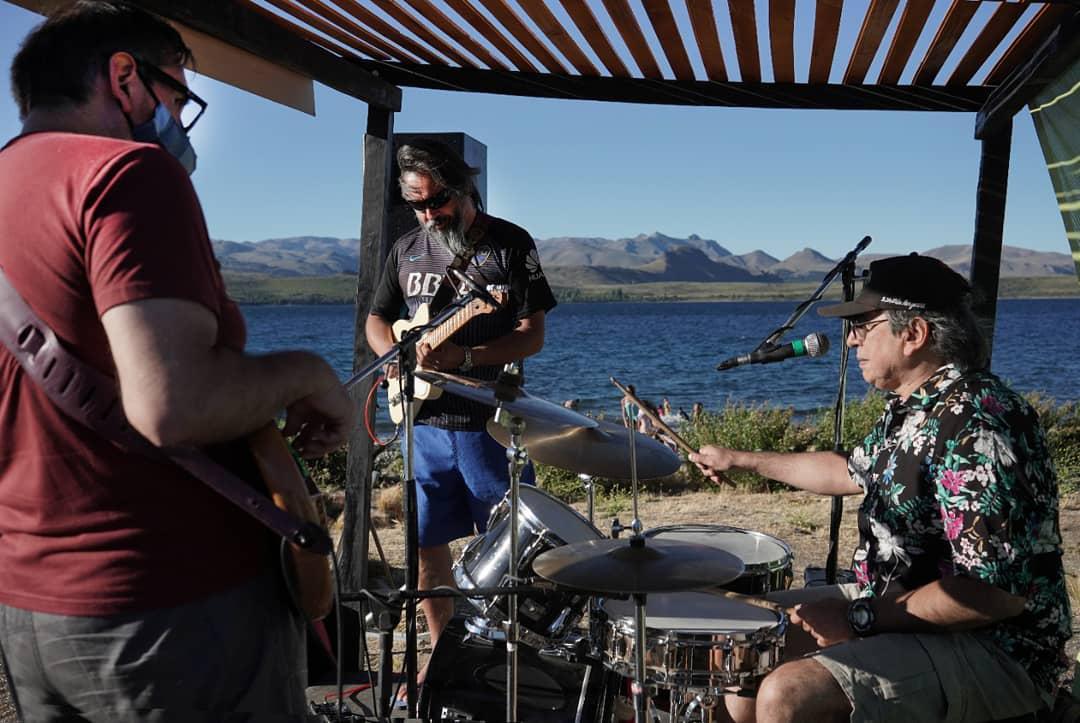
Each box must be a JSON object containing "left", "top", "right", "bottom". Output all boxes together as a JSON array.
[{"left": 407, "top": 253, "right": 426, "bottom": 262}]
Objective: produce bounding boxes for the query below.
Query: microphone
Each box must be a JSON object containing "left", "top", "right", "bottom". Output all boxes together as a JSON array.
[
  {"left": 448, "top": 267, "right": 501, "bottom": 309},
  {"left": 717, "top": 333, "right": 830, "bottom": 371}
]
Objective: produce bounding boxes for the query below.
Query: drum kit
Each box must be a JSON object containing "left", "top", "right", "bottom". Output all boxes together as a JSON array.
[{"left": 410, "top": 369, "right": 794, "bottom": 723}]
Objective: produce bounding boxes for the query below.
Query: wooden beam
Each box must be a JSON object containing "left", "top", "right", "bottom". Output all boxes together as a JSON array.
[
  {"left": 686, "top": 0, "right": 727, "bottom": 82},
  {"left": 518, "top": 0, "right": 600, "bottom": 75},
  {"left": 123, "top": 0, "right": 400, "bottom": 110},
  {"left": 879, "top": 0, "right": 933, "bottom": 85},
  {"left": 341, "top": 105, "right": 396, "bottom": 595},
  {"left": 977, "top": 10, "right": 1080, "bottom": 139},
  {"left": 810, "top": 0, "right": 843, "bottom": 83},
  {"left": 368, "top": 0, "right": 479, "bottom": 68},
  {"left": 947, "top": 1, "right": 1028, "bottom": 87},
  {"left": 913, "top": 0, "right": 979, "bottom": 86},
  {"left": 728, "top": 0, "right": 762, "bottom": 83},
  {"left": 445, "top": 0, "right": 540, "bottom": 72},
  {"left": 285, "top": 0, "right": 420, "bottom": 63},
  {"left": 844, "top": 0, "right": 900, "bottom": 85},
  {"left": 477, "top": 0, "right": 571, "bottom": 74},
  {"left": 259, "top": 0, "right": 393, "bottom": 61},
  {"left": 642, "top": 0, "right": 696, "bottom": 81},
  {"left": 326, "top": 0, "right": 451, "bottom": 65},
  {"left": 769, "top": 0, "right": 796, "bottom": 83},
  {"left": 969, "top": 118, "right": 1011, "bottom": 360},
  {"left": 358, "top": 60, "right": 989, "bottom": 111},
  {"left": 401, "top": 0, "right": 511, "bottom": 70},
  {"left": 560, "top": 0, "right": 631, "bottom": 76},
  {"left": 984, "top": 3, "right": 1074, "bottom": 86},
  {"left": 602, "top": 0, "right": 664, "bottom": 78}
]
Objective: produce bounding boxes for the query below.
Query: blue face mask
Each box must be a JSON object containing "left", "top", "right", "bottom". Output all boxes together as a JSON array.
[{"left": 131, "top": 101, "right": 197, "bottom": 175}]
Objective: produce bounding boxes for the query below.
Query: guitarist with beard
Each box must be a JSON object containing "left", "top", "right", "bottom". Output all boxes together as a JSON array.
[{"left": 365, "top": 139, "right": 557, "bottom": 685}]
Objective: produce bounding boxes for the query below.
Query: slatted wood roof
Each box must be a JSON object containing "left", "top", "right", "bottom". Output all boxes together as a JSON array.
[{"left": 234, "top": 0, "right": 1079, "bottom": 112}]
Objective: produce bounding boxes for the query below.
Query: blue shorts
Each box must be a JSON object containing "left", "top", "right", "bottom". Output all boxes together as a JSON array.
[{"left": 408, "top": 426, "right": 535, "bottom": 547}]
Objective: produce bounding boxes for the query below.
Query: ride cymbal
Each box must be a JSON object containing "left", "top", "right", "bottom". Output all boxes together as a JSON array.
[
  {"left": 487, "top": 417, "right": 681, "bottom": 480},
  {"left": 532, "top": 538, "right": 744, "bottom": 594}
]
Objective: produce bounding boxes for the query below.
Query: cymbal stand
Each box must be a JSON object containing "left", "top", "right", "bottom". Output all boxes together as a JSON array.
[
  {"left": 624, "top": 398, "right": 648, "bottom": 722},
  {"left": 493, "top": 362, "right": 527, "bottom": 723},
  {"left": 580, "top": 473, "right": 595, "bottom": 524},
  {"left": 344, "top": 289, "right": 489, "bottom": 720}
]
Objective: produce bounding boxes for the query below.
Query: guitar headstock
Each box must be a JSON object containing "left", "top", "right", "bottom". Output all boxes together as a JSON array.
[{"left": 468, "top": 284, "right": 510, "bottom": 314}]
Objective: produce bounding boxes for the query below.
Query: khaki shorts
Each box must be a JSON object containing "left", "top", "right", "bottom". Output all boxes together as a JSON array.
[{"left": 765, "top": 584, "right": 1050, "bottom": 723}]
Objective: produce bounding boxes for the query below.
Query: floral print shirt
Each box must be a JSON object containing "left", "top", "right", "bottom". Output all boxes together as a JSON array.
[{"left": 847, "top": 364, "right": 1071, "bottom": 694}]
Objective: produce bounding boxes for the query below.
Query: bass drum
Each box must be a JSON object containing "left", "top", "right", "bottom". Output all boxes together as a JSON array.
[{"left": 420, "top": 617, "right": 621, "bottom": 723}]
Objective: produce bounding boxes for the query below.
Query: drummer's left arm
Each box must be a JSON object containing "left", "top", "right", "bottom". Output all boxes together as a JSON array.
[
  {"left": 789, "top": 577, "right": 1026, "bottom": 649},
  {"left": 417, "top": 311, "right": 546, "bottom": 370}
]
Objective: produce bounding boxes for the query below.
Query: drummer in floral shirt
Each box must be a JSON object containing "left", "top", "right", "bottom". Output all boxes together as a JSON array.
[{"left": 692, "top": 254, "right": 1070, "bottom": 723}]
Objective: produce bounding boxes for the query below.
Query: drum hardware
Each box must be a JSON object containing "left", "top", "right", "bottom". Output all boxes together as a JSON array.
[
  {"left": 580, "top": 474, "right": 595, "bottom": 524},
  {"left": 534, "top": 536, "right": 745, "bottom": 723}
]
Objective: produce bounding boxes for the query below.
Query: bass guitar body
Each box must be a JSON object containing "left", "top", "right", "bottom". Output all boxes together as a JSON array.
[{"left": 248, "top": 422, "right": 334, "bottom": 621}]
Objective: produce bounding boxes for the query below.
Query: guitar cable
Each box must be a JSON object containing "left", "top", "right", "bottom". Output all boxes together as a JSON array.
[{"left": 364, "top": 374, "right": 399, "bottom": 448}]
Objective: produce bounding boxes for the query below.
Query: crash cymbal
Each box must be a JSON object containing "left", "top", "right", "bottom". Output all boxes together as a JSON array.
[
  {"left": 416, "top": 370, "right": 598, "bottom": 430},
  {"left": 487, "top": 417, "right": 681, "bottom": 479},
  {"left": 532, "top": 538, "right": 744, "bottom": 594}
]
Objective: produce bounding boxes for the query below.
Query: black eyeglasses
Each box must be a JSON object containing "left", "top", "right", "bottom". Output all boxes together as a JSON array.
[
  {"left": 133, "top": 57, "right": 208, "bottom": 133},
  {"left": 847, "top": 317, "right": 889, "bottom": 342},
  {"left": 404, "top": 188, "right": 456, "bottom": 212}
]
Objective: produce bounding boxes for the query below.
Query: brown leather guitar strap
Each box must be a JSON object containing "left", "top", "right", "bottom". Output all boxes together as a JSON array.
[{"left": 0, "top": 265, "right": 330, "bottom": 554}]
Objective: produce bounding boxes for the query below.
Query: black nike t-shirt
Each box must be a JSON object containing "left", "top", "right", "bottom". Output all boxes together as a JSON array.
[{"left": 370, "top": 213, "right": 557, "bottom": 430}]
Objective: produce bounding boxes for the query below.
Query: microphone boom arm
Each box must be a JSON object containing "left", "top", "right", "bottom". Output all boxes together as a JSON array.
[{"left": 753, "top": 236, "right": 871, "bottom": 353}]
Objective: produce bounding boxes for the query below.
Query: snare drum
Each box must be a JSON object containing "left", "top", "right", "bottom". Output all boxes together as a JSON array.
[
  {"left": 643, "top": 525, "right": 793, "bottom": 594},
  {"left": 453, "top": 485, "right": 603, "bottom": 640},
  {"left": 600, "top": 592, "right": 786, "bottom": 693}
]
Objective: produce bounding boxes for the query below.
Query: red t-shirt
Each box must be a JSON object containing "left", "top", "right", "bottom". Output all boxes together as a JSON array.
[{"left": 0, "top": 133, "right": 265, "bottom": 616}]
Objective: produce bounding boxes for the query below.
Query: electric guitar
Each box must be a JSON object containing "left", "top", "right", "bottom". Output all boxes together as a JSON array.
[{"left": 386, "top": 285, "right": 508, "bottom": 424}]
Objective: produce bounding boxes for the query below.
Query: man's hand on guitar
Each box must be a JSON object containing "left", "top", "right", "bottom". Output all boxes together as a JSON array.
[
  {"left": 417, "top": 340, "right": 466, "bottom": 372},
  {"left": 283, "top": 383, "right": 356, "bottom": 459}
]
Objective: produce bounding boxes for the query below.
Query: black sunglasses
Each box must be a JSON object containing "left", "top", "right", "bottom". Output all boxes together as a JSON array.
[
  {"left": 133, "top": 56, "right": 208, "bottom": 133},
  {"left": 404, "top": 187, "right": 456, "bottom": 212}
]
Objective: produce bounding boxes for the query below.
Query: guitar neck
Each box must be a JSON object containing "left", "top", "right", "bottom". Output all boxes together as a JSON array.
[{"left": 423, "top": 304, "right": 480, "bottom": 350}]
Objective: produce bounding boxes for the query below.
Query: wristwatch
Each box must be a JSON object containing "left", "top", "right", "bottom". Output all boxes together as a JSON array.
[
  {"left": 459, "top": 346, "right": 474, "bottom": 372},
  {"left": 847, "top": 597, "right": 876, "bottom": 637}
]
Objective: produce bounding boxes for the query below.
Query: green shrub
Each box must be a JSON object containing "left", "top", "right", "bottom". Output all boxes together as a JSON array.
[
  {"left": 680, "top": 403, "right": 798, "bottom": 491},
  {"left": 810, "top": 391, "right": 887, "bottom": 451}
]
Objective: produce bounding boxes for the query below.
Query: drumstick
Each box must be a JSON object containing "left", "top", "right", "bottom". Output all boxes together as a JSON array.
[{"left": 609, "top": 377, "right": 735, "bottom": 488}]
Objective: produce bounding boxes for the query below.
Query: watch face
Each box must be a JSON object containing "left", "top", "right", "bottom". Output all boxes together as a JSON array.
[{"left": 849, "top": 599, "right": 874, "bottom": 634}]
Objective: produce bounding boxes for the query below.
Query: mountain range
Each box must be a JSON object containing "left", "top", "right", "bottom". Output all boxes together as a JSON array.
[{"left": 211, "top": 232, "right": 1076, "bottom": 283}]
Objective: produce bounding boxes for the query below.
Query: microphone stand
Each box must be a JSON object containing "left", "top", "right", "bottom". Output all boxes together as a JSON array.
[
  {"left": 750, "top": 236, "right": 871, "bottom": 353},
  {"left": 824, "top": 259, "right": 860, "bottom": 585},
  {"left": 343, "top": 288, "right": 493, "bottom": 721}
]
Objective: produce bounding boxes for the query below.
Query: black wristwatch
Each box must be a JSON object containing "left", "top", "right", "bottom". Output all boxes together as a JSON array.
[{"left": 847, "top": 598, "right": 876, "bottom": 637}]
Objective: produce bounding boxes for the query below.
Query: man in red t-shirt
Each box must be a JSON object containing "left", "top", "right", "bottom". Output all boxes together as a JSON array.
[{"left": 0, "top": 3, "right": 355, "bottom": 720}]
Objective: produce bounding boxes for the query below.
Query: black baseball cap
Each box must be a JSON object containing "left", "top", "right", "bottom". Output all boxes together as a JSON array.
[{"left": 818, "top": 253, "right": 970, "bottom": 319}]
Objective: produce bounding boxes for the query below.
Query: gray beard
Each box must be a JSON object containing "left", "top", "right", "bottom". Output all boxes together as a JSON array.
[{"left": 427, "top": 218, "right": 472, "bottom": 257}]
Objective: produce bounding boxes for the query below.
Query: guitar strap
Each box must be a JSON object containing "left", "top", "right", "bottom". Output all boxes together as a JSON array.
[
  {"left": 0, "top": 266, "right": 331, "bottom": 555},
  {"left": 427, "top": 211, "right": 490, "bottom": 314}
]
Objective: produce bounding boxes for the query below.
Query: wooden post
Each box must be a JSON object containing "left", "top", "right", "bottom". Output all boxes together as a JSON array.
[
  {"left": 340, "top": 106, "right": 395, "bottom": 593},
  {"left": 969, "top": 118, "right": 1012, "bottom": 363}
]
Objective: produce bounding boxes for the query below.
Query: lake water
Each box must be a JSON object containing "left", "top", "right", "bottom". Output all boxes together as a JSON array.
[{"left": 243, "top": 298, "right": 1080, "bottom": 429}]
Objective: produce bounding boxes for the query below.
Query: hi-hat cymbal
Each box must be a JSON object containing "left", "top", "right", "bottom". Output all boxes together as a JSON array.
[
  {"left": 532, "top": 538, "right": 744, "bottom": 594},
  {"left": 416, "top": 370, "right": 598, "bottom": 430},
  {"left": 487, "top": 417, "right": 681, "bottom": 480}
]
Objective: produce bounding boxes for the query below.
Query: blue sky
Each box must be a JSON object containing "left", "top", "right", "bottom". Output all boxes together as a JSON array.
[{"left": 0, "top": 2, "right": 1069, "bottom": 260}]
